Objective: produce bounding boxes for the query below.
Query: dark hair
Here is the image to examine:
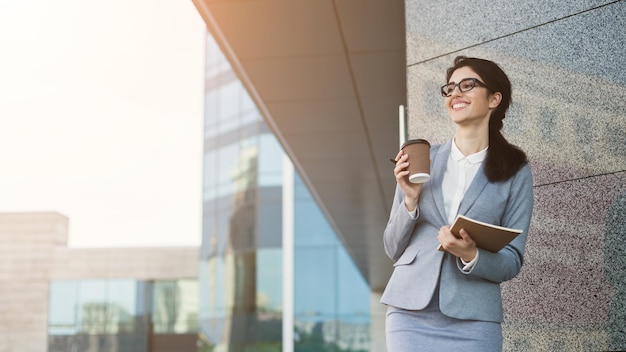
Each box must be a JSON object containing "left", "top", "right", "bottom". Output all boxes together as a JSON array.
[{"left": 446, "top": 56, "right": 527, "bottom": 182}]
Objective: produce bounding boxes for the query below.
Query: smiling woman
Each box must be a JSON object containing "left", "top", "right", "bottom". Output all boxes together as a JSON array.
[
  {"left": 381, "top": 56, "right": 533, "bottom": 352},
  {"left": 0, "top": 0, "right": 206, "bottom": 247}
]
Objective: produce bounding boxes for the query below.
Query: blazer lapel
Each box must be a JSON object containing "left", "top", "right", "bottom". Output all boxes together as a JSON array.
[
  {"left": 457, "top": 163, "right": 489, "bottom": 216},
  {"left": 430, "top": 141, "right": 451, "bottom": 225}
]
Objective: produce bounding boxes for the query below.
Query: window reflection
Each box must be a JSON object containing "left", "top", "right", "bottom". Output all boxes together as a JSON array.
[
  {"left": 152, "top": 280, "right": 198, "bottom": 333},
  {"left": 77, "top": 280, "right": 108, "bottom": 334},
  {"left": 294, "top": 173, "right": 371, "bottom": 352},
  {"left": 47, "top": 279, "right": 197, "bottom": 351},
  {"left": 257, "top": 248, "right": 283, "bottom": 313}
]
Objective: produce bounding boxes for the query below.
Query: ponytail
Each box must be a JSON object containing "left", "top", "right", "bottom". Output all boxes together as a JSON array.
[{"left": 486, "top": 116, "right": 527, "bottom": 182}]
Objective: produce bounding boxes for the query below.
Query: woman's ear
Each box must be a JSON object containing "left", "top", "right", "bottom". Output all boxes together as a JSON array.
[{"left": 489, "top": 92, "right": 502, "bottom": 109}]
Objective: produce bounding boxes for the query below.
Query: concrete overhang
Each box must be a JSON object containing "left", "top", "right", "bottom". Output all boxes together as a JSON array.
[{"left": 193, "top": 0, "right": 405, "bottom": 291}]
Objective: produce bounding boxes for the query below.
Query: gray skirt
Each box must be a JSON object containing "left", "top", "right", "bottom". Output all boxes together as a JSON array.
[{"left": 385, "top": 287, "right": 502, "bottom": 352}]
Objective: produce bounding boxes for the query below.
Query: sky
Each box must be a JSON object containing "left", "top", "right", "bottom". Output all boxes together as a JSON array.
[{"left": 0, "top": 0, "right": 206, "bottom": 247}]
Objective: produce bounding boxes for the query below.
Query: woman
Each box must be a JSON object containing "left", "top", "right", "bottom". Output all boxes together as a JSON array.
[{"left": 381, "top": 56, "right": 533, "bottom": 351}]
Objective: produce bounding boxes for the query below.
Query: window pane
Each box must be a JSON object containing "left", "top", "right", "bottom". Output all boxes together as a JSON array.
[
  {"left": 152, "top": 280, "right": 198, "bottom": 333},
  {"left": 49, "top": 281, "right": 79, "bottom": 335},
  {"left": 106, "top": 280, "right": 137, "bottom": 333},
  {"left": 176, "top": 280, "right": 199, "bottom": 333},
  {"left": 205, "top": 89, "right": 218, "bottom": 133},
  {"left": 294, "top": 173, "right": 338, "bottom": 247},
  {"left": 294, "top": 246, "right": 337, "bottom": 318},
  {"left": 218, "top": 81, "right": 240, "bottom": 125},
  {"left": 257, "top": 192, "right": 282, "bottom": 248},
  {"left": 337, "top": 246, "right": 369, "bottom": 320},
  {"left": 153, "top": 281, "right": 177, "bottom": 333},
  {"left": 204, "top": 150, "right": 217, "bottom": 201},
  {"left": 77, "top": 280, "right": 108, "bottom": 334},
  {"left": 258, "top": 134, "right": 283, "bottom": 186},
  {"left": 257, "top": 248, "right": 283, "bottom": 313},
  {"left": 217, "top": 143, "right": 239, "bottom": 186}
]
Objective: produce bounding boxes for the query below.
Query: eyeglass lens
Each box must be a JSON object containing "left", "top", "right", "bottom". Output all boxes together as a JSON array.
[{"left": 442, "top": 78, "right": 478, "bottom": 96}]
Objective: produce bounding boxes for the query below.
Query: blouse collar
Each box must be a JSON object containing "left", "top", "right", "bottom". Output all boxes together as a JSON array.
[{"left": 451, "top": 139, "right": 488, "bottom": 164}]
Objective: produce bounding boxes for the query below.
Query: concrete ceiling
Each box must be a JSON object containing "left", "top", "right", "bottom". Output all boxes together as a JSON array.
[{"left": 193, "top": 0, "right": 406, "bottom": 291}]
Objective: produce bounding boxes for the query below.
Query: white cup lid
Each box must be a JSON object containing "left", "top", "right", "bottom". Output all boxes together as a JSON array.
[{"left": 409, "top": 173, "right": 430, "bottom": 184}]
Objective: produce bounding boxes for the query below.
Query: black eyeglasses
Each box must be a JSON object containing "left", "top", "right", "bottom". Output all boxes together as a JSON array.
[{"left": 440, "top": 78, "right": 490, "bottom": 97}]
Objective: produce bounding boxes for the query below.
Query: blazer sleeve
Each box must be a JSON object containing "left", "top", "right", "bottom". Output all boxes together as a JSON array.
[
  {"left": 464, "top": 164, "right": 534, "bottom": 283},
  {"left": 383, "top": 185, "right": 419, "bottom": 261}
]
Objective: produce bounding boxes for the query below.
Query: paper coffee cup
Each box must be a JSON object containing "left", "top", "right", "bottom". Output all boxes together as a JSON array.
[{"left": 401, "top": 139, "right": 430, "bottom": 184}]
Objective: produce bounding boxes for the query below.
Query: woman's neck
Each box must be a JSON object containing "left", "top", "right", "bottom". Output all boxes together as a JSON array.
[{"left": 454, "top": 128, "right": 489, "bottom": 156}]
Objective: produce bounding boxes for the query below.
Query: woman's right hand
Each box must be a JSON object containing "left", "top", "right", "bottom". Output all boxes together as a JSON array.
[{"left": 393, "top": 150, "right": 423, "bottom": 212}]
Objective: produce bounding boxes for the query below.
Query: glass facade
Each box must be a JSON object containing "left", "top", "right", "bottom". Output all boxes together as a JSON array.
[
  {"left": 200, "top": 31, "right": 283, "bottom": 350},
  {"left": 199, "top": 34, "right": 371, "bottom": 351},
  {"left": 48, "top": 279, "right": 197, "bottom": 352},
  {"left": 292, "top": 176, "right": 370, "bottom": 352}
]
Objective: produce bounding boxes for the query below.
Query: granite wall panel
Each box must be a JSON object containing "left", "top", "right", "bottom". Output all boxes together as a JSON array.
[
  {"left": 406, "top": 0, "right": 626, "bottom": 350},
  {"left": 406, "top": 0, "right": 616, "bottom": 64}
]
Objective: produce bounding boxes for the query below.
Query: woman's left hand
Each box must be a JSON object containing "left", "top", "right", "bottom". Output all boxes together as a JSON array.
[{"left": 438, "top": 225, "right": 477, "bottom": 262}]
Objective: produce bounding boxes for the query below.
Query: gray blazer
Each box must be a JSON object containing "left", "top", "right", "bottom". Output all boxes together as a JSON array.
[{"left": 380, "top": 140, "right": 534, "bottom": 322}]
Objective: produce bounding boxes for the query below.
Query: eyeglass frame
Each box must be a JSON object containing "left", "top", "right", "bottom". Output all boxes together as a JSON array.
[{"left": 440, "top": 78, "right": 491, "bottom": 97}]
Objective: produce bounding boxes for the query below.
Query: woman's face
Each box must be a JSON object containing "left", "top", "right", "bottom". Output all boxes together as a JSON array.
[{"left": 445, "top": 66, "right": 500, "bottom": 127}]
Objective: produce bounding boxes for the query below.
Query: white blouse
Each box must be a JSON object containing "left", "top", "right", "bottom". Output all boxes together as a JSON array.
[
  {"left": 407, "top": 139, "right": 487, "bottom": 271},
  {"left": 443, "top": 140, "right": 487, "bottom": 270},
  {"left": 442, "top": 139, "right": 488, "bottom": 225}
]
